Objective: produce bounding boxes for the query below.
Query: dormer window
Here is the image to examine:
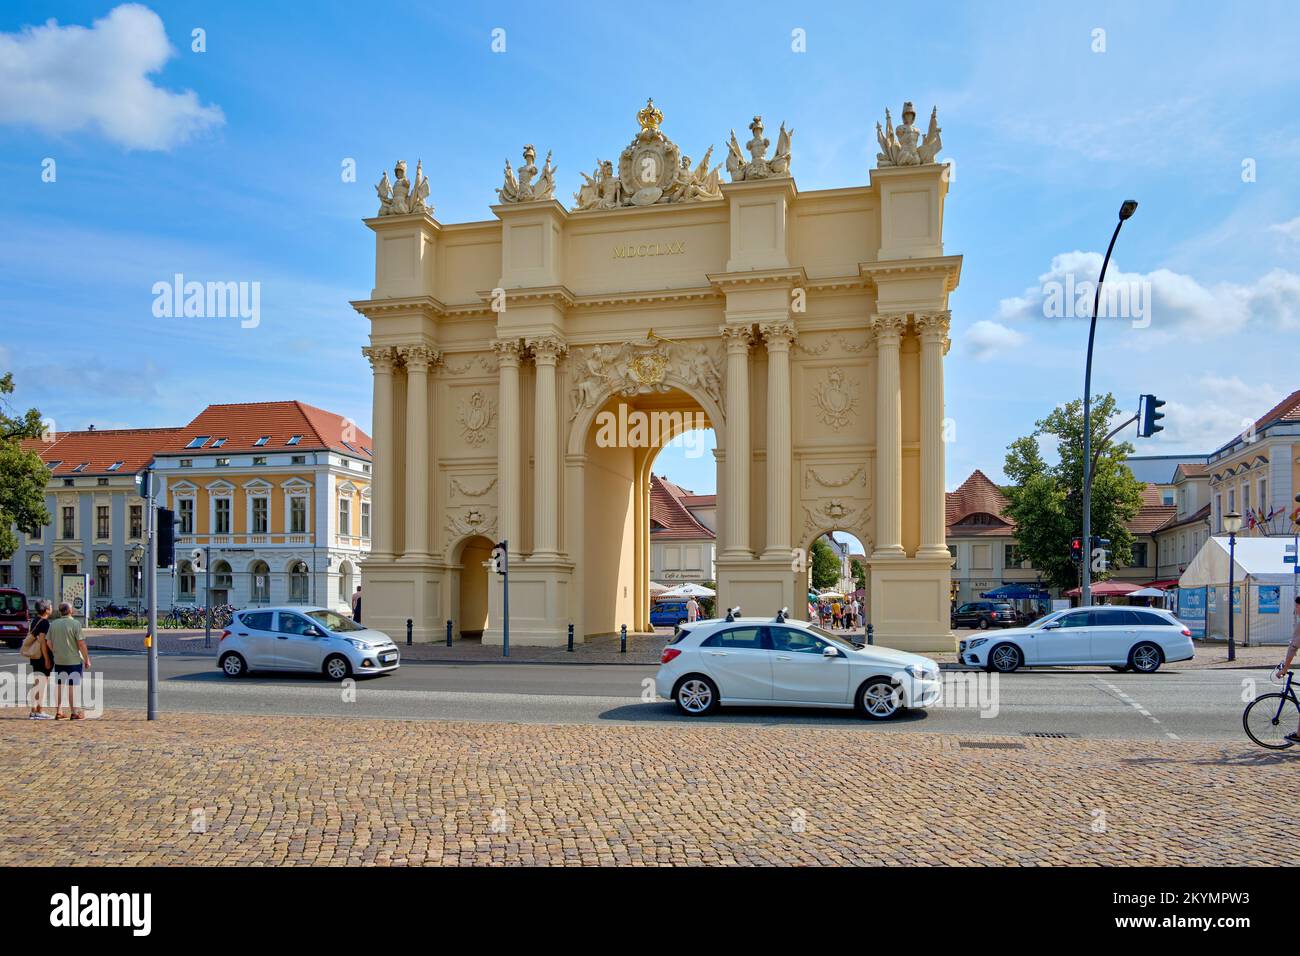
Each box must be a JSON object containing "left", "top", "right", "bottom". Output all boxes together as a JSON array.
[
  {"left": 72, "top": 462, "right": 88, "bottom": 473},
  {"left": 107, "top": 461, "right": 124, "bottom": 471},
  {"left": 211, "top": 438, "right": 227, "bottom": 448},
  {"left": 286, "top": 435, "right": 302, "bottom": 446},
  {"left": 254, "top": 436, "right": 270, "bottom": 446},
  {"left": 47, "top": 460, "right": 61, "bottom": 470},
  {"left": 185, "top": 436, "right": 210, "bottom": 449}
]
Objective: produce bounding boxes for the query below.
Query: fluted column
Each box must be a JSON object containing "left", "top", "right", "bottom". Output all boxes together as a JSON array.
[
  {"left": 362, "top": 346, "right": 399, "bottom": 560},
  {"left": 493, "top": 339, "right": 523, "bottom": 558},
  {"left": 871, "top": 313, "right": 908, "bottom": 558},
  {"left": 760, "top": 321, "right": 796, "bottom": 558},
  {"left": 397, "top": 345, "right": 439, "bottom": 559},
  {"left": 528, "top": 335, "right": 566, "bottom": 560},
  {"left": 720, "top": 325, "right": 753, "bottom": 559},
  {"left": 916, "top": 311, "right": 952, "bottom": 559}
]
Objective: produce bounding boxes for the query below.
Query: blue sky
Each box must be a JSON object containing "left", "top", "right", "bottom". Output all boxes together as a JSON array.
[{"left": 3, "top": 1, "right": 1299, "bottom": 497}]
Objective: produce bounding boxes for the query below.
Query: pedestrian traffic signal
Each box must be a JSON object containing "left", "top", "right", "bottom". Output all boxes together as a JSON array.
[
  {"left": 1138, "top": 394, "right": 1166, "bottom": 438},
  {"left": 156, "top": 508, "right": 175, "bottom": 569},
  {"left": 490, "top": 540, "right": 508, "bottom": 575},
  {"left": 1070, "top": 537, "right": 1083, "bottom": 563}
]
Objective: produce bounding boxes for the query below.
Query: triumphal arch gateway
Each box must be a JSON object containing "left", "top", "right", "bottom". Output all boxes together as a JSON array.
[{"left": 353, "top": 100, "right": 961, "bottom": 651}]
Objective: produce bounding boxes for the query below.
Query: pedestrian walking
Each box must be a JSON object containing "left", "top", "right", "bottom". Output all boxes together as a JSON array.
[
  {"left": 351, "top": 585, "right": 362, "bottom": 624},
  {"left": 47, "top": 602, "right": 91, "bottom": 720},
  {"left": 686, "top": 596, "right": 700, "bottom": 622},
  {"left": 21, "top": 600, "right": 53, "bottom": 719}
]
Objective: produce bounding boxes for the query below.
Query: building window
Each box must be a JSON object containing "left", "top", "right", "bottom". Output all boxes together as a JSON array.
[
  {"left": 1228, "top": 489, "right": 1235, "bottom": 515},
  {"left": 1132, "top": 542, "right": 1149, "bottom": 567},
  {"left": 29, "top": 524, "right": 42, "bottom": 543},
  {"left": 178, "top": 560, "right": 195, "bottom": 601},
  {"left": 72, "top": 462, "right": 87, "bottom": 473},
  {"left": 29, "top": 563, "right": 42, "bottom": 598},
  {"left": 211, "top": 438, "right": 226, "bottom": 448},
  {"left": 215, "top": 458, "right": 230, "bottom": 468},
  {"left": 180, "top": 459, "right": 193, "bottom": 468},
  {"left": 948, "top": 545, "right": 958, "bottom": 569},
  {"left": 0, "top": 565, "right": 10, "bottom": 587},
  {"left": 95, "top": 558, "right": 110, "bottom": 598},
  {"left": 1004, "top": 544, "right": 1024, "bottom": 568},
  {"left": 253, "top": 456, "right": 267, "bottom": 466},
  {"left": 286, "top": 435, "right": 302, "bottom": 446},
  {"left": 97, "top": 478, "right": 109, "bottom": 487},
  {"left": 1260, "top": 477, "right": 1268, "bottom": 509},
  {"left": 185, "top": 436, "right": 210, "bottom": 449},
  {"left": 1161, "top": 491, "right": 1174, "bottom": 506},
  {"left": 250, "top": 560, "right": 271, "bottom": 603},
  {"left": 178, "top": 498, "right": 194, "bottom": 535},
  {"left": 213, "top": 498, "right": 231, "bottom": 535},
  {"left": 1242, "top": 483, "right": 1250, "bottom": 513},
  {"left": 62, "top": 479, "right": 74, "bottom": 487},
  {"left": 361, "top": 501, "right": 371, "bottom": 539},
  {"left": 289, "top": 560, "right": 309, "bottom": 603},
  {"left": 252, "top": 497, "right": 269, "bottom": 534},
  {"left": 338, "top": 498, "right": 351, "bottom": 536},
  {"left": 291, "top": 455, "right": 306, "bottom": 465},
  {"left": 255, "top": 436, "right": 270, "bottom": 446},
  {"left": 61, "top": 506, "right": 75, "bottom": 539},
  {"left": 96, "top": 505, "right": 110, "bottom": 540},
  {"left": 290, "top": 497, "right": 307, "bottom": 534},
  {"left": 130, "top": 504, "right": 143, "bottom": 539},
  {"left": 128, "top": 562, "right": 141, "bottom": 599}
]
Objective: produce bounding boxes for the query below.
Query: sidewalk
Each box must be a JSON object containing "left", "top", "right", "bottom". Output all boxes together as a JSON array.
[{"left": 1, "top": 709, "right": 1294, "bottom": 866}]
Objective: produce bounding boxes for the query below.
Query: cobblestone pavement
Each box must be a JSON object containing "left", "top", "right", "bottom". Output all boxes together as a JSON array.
[{"left": 1, "top": 710, "right": 1295, "bottom": 866}]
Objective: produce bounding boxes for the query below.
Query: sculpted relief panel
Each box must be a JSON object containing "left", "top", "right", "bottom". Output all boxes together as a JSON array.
[{"left": 568, "top": 332, "right": 724, "bottom": 421}]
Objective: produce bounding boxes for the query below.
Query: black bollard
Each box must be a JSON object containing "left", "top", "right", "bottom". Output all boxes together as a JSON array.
[
  {"left": 446, "top": 619, "right": 453, "bottom": 647},
  {"left": 866, "top": 623, "right": 874, "bottom": 646},
  {"left": 620, "top": 623, "right": 627, "bottom": 654},
  {"left": 567, "top": 623, "right": 574, "bottom": 652},
  {"left": 406, "top": 618, "right": 413, "bottom": 646}
]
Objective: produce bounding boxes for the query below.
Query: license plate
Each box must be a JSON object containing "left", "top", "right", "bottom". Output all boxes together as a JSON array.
[
  {"left": 380, "top": 653, "right": 397, "bottom": 663},
  {"left": 1, "top": 625, "right": 15, "bottom": 631}
]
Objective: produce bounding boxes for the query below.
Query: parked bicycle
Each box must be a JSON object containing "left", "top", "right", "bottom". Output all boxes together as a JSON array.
[
  {"left": 1242, "top": 668, "right": 1300, "bottom": 749},
  {"left": 166, "top": 604, "right": 236, "bottom": 629}
]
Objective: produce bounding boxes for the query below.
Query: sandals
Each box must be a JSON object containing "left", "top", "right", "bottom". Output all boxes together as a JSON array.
[{"left": 70, "top": 711, "right": 85, "bottom": 721}]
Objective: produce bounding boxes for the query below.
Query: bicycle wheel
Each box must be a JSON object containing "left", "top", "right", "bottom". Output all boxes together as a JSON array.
[{"left": 1243, "top": 693, "right": 1300, "bottom": 749}]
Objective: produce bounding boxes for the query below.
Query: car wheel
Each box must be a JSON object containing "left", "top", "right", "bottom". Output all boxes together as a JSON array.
[
  {"left": 977, "top": 618, "right": 990, "bottom": 630},
  {"left": 988, "top": 643, "right": 1023, "bottom": 673},
  {"left": 1129, "top": 642, "right": 1163, "bottom": 674},
  {"left": 856, "top": 677, "right": 904, "bottom": 720},
  {"left": 674, "top": 675, "right": 719, "bottom": 716},
  {"left": 220, "top": 652, "right": 247, "bottom": 678},
  {"left": 1109, "top": 665, "right": 1130, "bottom": 673},
  {"left": 323, "top": 654, "right": 352, "bottom": 681}
]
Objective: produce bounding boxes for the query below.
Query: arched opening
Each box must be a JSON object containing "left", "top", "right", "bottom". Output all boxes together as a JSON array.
[
  {"left": 287, "top": 559, "right": 309, "bottom": 604},
  {"left": 575, "top": 383, "right": 718, "bottom": 637},
  {"left": 210, "top": 560, "right": 233, "bottom": 606},
  {"left": 451, "top": 535, "right": 493, "bottom": 641},
  {"left": 648, "top": 425, "right": 717, "bottom": 627},
  {"left": 177, "top": 560, "right": 195, "bottom": 602},
  {"left": 337, "top": 560, "right": 355, "bottom": 605},
  {"left": 249, "top": 560, "right": 271, "bottom": 604},
  {"left": 804, "top": 530, "right": 869, "bottom": 635}
]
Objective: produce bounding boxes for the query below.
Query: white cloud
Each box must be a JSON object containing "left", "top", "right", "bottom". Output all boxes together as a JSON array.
[
  {"left": 964, "top": 320, "right": 1028, "bottom": 360},
  {"left": 996, "top": 251, "right": 1300, "bottom": 338},
  {"left": 1270, "top": 215, "right": 1300, "bottom": 241},
  {"left": 1159, "top": 376, "right": 1286, "bottom": 451},
  {"left": 0, "top": 4, "right": 223, "bottom": 150}
]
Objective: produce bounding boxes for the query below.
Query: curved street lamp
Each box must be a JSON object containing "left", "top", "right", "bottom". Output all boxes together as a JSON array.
[{"left": 1081, "top": 199, "right": 1139, "bottom": 608}]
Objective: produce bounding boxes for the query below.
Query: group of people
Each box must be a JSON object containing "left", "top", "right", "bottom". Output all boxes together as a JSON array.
[
  {"left": 19, "top": 600, "right": 93, "bottom": 720},
  {"left": 809, "top": 596, "right": 863, "bottom": 631}
]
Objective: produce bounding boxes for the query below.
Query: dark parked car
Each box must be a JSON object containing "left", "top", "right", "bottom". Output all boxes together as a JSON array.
[
  {"left": 650, "top": 601, "right": 691, "bottom": 628},
  {"left": 951, "top": 600, "right": 1017, "bottom": 630},
  {"left": 0, "top": 588, "right": 30, "bottom": 648}
]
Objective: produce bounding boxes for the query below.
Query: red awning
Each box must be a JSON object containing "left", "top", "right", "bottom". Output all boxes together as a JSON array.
[
  {"left": 1063, "top": 580, "right": 1142, "bottom": 597},
  {"left": 1144, "top": 579, "right": 1180, "bottom": 590}
]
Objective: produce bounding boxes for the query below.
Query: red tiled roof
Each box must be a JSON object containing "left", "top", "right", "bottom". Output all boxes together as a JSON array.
[
  {"left": 1174, "top": 462, "right": 1208, "bottom": 479},
  {"left": 32, "top": 428, "right": 183, "bottom": 476},
  {"left": 946, "top": 470, "right": 1013, "bottom": 535},
  {"left": 650, "top": 475, "right": 715, "bottom": 541},
  {"left": 1252, "top": 388, "right": 1300, "bottom": 431},
  {"left": 679, "top": 494, "right": 716, "bottom": 508},
  {"left": 163, "top": 402, "right": 372, "bottom": 458}
]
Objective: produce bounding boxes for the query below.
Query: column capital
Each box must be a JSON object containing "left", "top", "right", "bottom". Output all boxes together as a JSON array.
[
  {"left": 492, "top": 338, "right": 524, "bottom": 367},
  {"left": 395, "top": 344, "right": 442, "bottom": 372},
  {"left": 869, "top": 312, "right": 910, "bottom": 341},
  {"left": 361, "top": 345, "right": 400, "bottom": 372},
  {"left": 719, "top": 324, "right": 754, "bottom": 354},
  {"left": 914, "top": 310, "right": 952, "bottom": 338},
  {"left": 527, "top": 335, "right": 568, "bottom": 364},
  {"left": 759, "top": 320, "right": 797, "bottom": 351}
]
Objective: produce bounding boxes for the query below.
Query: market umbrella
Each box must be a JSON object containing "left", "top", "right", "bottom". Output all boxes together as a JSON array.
[
  {"left": 648, "top": 580, "right": 670, "bottom": 594},
  {"left": 659, "top": 582, "right": 716, "bottom": 598},
  {"left": 1063, "top": 580, "right": 1141, "bottom": 597},
  {"left": 817, "top": 590, "right": 845, "bottom": 601},
  {"left": 1128, "top": 586, "right": 1166, "bottom": 598}
]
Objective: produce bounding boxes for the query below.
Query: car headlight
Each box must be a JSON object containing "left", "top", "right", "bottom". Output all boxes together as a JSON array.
[
  {"left": 905, "top": 664, "right": 939, "bottom": 681},
  {"left": 968, "top": 638, "right": 988, "bottom": 649},
  {"left": 345, "top": 638, "right": 369, "bottom": 650}
]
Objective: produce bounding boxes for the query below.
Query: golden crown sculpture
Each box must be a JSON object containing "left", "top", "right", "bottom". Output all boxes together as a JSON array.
[{"left": 637, "top": 98, "right": 664, "bottom": 132}]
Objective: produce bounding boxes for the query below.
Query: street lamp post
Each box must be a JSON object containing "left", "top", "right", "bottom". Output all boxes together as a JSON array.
[
  {"left": 1081, "top": 199, "right": 1139, "bottom": 609},
  {"left": 1224, "top": 510, "right": 1242, "bottom": 662}
]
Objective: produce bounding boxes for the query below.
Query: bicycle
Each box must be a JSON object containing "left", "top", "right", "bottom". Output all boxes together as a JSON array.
[{"left": 1242, "top": 669, "right": 1300, "bottom": 749}]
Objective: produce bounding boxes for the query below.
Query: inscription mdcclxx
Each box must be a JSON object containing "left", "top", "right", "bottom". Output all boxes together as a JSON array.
[{"left": 612, "top": 240, "right": 686, "bottom": 259}]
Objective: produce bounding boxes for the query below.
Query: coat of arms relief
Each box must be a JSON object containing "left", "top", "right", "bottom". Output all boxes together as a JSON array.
[
  {"left": 568, "top": 332, "right": 723, "bottom": 420},
  {"left": 456, "top": 390, "right": 497, "bottom": 446},
  {"left": 812, "top": 367, "right": 861, "bottom": 429}
]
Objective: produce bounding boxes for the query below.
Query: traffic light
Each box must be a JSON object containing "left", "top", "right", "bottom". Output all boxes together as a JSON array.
[
  {"left": 156, "top": 508, "right": 175, "bottom": 569},
  {"left": 1138, "top": 394, "right": 1166, "bottom": 438},
  {"left": 490, "top": 540, "right": 509, "bottom": 575},
  {"left": 1070, "top": 537, "right": 1083, "bottom": 563}
]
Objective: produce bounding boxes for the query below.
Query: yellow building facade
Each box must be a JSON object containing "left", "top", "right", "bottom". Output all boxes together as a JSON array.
[{"left": 354, "top": 102, "right": 960, "bottom": 649}]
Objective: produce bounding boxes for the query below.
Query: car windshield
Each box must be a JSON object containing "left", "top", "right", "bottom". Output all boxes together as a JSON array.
[
  {"left": 993, "top": 603, "right": 1013, "bottom": 611},
  {"left": 807, "top": 624, "right": 859, "bottom": 651},
  {"left": 306, "top": 609, "right": 364, "bottom": 633},
  {"left": 0, "top": 593, "right": 25, "bottom": 614}
]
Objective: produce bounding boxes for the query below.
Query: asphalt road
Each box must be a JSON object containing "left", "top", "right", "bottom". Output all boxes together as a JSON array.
[{"left": 0, "top": 647, "right": 1275, "bottom": 743}]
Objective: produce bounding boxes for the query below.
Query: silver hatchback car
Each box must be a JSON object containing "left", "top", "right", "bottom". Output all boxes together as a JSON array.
[{"left": 218, "top": 607, "right": 400, "bottom": 680}]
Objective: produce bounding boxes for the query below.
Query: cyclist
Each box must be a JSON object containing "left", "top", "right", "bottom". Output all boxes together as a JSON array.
[{"left": 1275, "top": 596, "right": 1300, "bottom": 744}]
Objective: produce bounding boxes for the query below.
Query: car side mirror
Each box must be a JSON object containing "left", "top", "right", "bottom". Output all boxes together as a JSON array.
[
  {"left": 823, "top": 645, "right": 841, "bottom": 659},
  {"left": 1041, "top": 620, "right": 1060, "bottom": 630},
  {"left": 305, "top": 626, "right": 323, "bottom": 637}
]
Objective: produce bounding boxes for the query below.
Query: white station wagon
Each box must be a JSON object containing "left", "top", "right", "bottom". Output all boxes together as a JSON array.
[
  {"left": 959, "top": 605, "right": 1194, "bottom": 673},
  {"left": 656, "top": 609, "right": 942, "bottom": 719}
]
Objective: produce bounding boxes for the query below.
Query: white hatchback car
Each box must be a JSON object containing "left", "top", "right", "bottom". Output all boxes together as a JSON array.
[
  {"left": 959, "top": 605, "right": 1194, "bottom": 673},
  {"left": 218, "top": 607, "right": 400, "bottom": 680},
  {"left": 656, "top": 610, "right": 942, "bottom": 719}
]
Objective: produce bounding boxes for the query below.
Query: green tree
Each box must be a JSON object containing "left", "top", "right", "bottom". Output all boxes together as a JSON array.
[
  {"left": 810, "top": 536, "right": 840, "bottom": 590},
  {"left": 850, "top": 557, "right": 866, "bottom": 591},
  {"left": 0, "top": 372, "right": 50, "bottom": 560},
  {"left": 1001, "top": 393, "right": 1145, "bottom": 592}
]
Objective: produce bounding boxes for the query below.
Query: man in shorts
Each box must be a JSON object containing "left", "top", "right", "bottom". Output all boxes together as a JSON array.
[{"left": 47, "top": 602, "right": 92, "bottom": 720}]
